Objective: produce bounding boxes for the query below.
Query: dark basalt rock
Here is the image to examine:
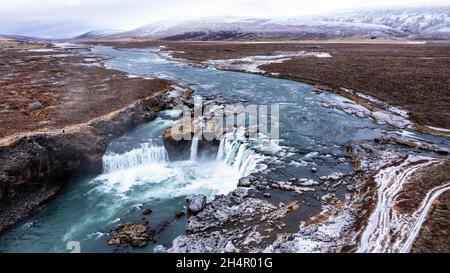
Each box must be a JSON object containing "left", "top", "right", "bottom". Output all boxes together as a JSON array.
[
  {"left": 238, "top": 177, "right": 252, "bottom": 187},
  {"left": 0, "top": 174, "right": 7, "bottom": 201},
  {"left": 187, "top": 194, "right": 207, "bottom": 215},
  {"left": 142, "top": 208, "right": 153, "bottom": 215},
  {"left": 108, "top": 221, "right": 152, "bottom": 248},
  {"left": 232, "top": 188, "right": 249, "bottom": 199},
  {"left": 0, "top": 132, "right": 105, "bottom": 233}
]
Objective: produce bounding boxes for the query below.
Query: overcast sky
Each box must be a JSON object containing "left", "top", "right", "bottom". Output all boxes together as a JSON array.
[{"left": 0, "top": 0, "right": 447, "bottom": 38}]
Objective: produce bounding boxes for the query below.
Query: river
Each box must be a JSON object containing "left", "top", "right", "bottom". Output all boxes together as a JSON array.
[{"left": 0, "top": 45, "right": 444, "bottom": 253}]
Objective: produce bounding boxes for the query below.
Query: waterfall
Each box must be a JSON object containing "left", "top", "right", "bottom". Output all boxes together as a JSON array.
[
  {"left": 102, "top": 143, "right": 168, "bottom": 173},
  {"left": 217, "top": 137, "right": 266, "bottom": 177},
  {"left": 233, "top": 144, "right": 246, "bottom": 172},
  {"left": 216, "top": 137, "right": 225, "bottom": 160},
  {"left": 190, "top": 136, "right": 199, "bottom": 161},
  {"left": 233, "top": 146, "right": 262, "bottom": 177},
  {"left": 223, "top": 139, "right": 241, "bottom": 164}
]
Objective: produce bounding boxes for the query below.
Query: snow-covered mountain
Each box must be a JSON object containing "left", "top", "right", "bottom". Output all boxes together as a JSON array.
[
  {"left": 75, "top": 29, "right": 122, "bottom": 39},
  {"left": 319, "top": 6, "right": 450, "bottom": 39},
  {"left": 0, "top": 34, "right": 37, "bottom": 41},
  {"left": 88, "top": 6, "right": 450, "bottom": 40}
]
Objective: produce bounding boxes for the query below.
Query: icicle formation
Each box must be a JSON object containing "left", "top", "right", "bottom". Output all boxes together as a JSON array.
[
  {"left": 102, "top": 143, "right": 169, "bottom": 173},
  {"left": 216, "top": 137, "right": 265, "bottom": 177}
]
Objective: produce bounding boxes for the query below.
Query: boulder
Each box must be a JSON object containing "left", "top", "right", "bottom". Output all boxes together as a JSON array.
[
  {"left": 187, "top": 194, "right": 207, "bottom": 214},
  {"left": 108, "top": 221, "right": 151, "bottom": 248},
  {"left": 238, "top": 177, "right": 252, "bottom": 187},
  {"left": 232, "top": 187, "right": 249, "bottom": 198},
  {"left": 27, "top": 101, "right": 43, "bottom": 111},
  {"left": 355, "top": 111, "right": 365, "bottom": 118},
  {"left": 329, "top": 173, "right": 343, "bottom": 181},
  {"left": 319, "top": 172, "right": 344, "bottom": 181},
  {"left": 320, "top": 193, "right": 335, "bottom": 203},
  {"left": 297, "top": 179, "right": 320, "bottom": 186},
  {"left": 142, "top": 208, "right": 153, "bottom": 215}
]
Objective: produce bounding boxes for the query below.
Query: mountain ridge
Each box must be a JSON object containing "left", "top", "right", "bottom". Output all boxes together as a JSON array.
[{"left": 88, "top": 6, "right": 450, "bottom": 41}]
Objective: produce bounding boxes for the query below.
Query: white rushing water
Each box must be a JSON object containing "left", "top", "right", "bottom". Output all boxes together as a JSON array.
[
  {"left": 216, "top": 137, "right": 266, "bottom": 177},
  {"left": 98, "top": 126, "right": 267, "bottom": 199},
  {"left": 102, "top": 143, "right": 169, "bottom": 173},
  {"left": 189, "top": 136, "right": 199, "bottom": 161}
]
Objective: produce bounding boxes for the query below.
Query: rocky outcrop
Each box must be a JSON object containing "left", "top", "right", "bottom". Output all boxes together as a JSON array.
[
  {"left": 162, "top": 116, "right": 222, "bottom": 161},
  {"left": 108, "top": 221, "right": 152, "bottom": 248},
  {"left": 0, "top": 86, "right": 192, "bottom": 234},
  {"left": 162, "top": 95, "right": 246, "bottom": 161},
  {"left": 238, "top": 175, "right": 322, "bottom": 195},
  {"left": 375, "top": 135, "right": 449, "bottom": 155},
  {"left": 0, "top": 131, "right": 105, "bottom": 232},
  {"left": 169, "top": 192, "right": 301, "bottom": 252},
  {"left": 163, "top": 128, "right": 220, "bottom": 161},
  {"left": 167, "top": 163, "right": 355, "bottom": 253}
]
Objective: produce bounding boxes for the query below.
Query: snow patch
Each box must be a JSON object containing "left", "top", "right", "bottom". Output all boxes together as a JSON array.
[
  {"left": 357, "top": 156, "right": 446, "bottom": 253},
  {"left": 206, "top": 51, "right": 331, "bottom": 73}
]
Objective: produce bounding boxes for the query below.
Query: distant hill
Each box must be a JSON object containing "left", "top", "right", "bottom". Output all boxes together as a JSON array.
[
  {"left": 74, "top": 29, "right": 122, "bottom": 40},
  {"left": 0, "top": 34, "right": 37, "bottom": 41},
  {"left": 81, "top": 5, "right": 450, "bottom": 41}
]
